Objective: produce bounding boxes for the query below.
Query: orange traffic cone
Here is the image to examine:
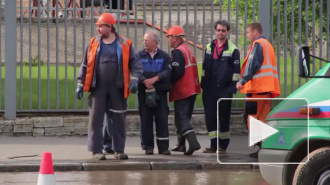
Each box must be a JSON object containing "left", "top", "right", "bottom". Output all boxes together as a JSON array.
[{"left": 37, "top": 152, "right": 55, "bottom": 185}]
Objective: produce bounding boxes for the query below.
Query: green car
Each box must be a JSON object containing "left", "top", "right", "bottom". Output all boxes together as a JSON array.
[{"left": 259, "top": 45, "right": 330, "bottom": 185}]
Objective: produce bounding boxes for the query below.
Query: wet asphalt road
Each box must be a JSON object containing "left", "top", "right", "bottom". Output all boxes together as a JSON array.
[{"left": 0, "top": 169, "right": 268, "bottom": 185}]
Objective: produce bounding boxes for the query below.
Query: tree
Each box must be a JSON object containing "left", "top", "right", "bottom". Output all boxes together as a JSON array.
[{"left": 217, "top": 0, "right": 329, "bottom": 53}]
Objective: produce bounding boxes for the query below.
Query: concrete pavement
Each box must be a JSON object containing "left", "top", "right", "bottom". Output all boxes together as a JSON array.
[{"left": 0, "top": 135, "right": 258, "bottom": 172}]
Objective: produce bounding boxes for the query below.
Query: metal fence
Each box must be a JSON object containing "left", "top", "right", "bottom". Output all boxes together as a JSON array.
[{"left": 1, "top": 0, "right": 330, "bottom": 118}]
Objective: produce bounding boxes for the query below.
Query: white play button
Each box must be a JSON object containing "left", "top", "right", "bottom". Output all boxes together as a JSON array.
[{"left": 249, "top": 116, "right": 278, "bottom": 147}]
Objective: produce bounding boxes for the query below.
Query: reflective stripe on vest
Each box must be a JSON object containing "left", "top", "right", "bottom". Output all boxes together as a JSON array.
[
  {"left": 253, "top": 39, "right": 278, "bottom": 80},
  {"left": 205, "top": 40, "right": 237, "bottom": 58},
  {"left": 232, "top": 73, "right": 240, "bottom": 81},
  {"left": 206, "top": 44, "right": 212, "bottom": 54},
  {"left": 179, "top": 46, "right": 197, "bottom": 69},
  {"left": 222, "top": 52, "right": 232, "bottom": 57},
  {"left": 222, "top": 40, "right": 237, "bottom": 57},
  {"left": 240, "top": 38, "right": 280, "bottom": 97},
  {"left": 169, "top": 43, "right": 201, "bottom": 102}
]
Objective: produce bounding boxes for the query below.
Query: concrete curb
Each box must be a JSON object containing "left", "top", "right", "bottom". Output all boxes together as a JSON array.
[
  {"left": 0, "top": 163, "right": 82, "bottom": 172},
  {"left": 0, "top": 164, "right": 40, "bottom": 172},
  {"left": 82, "top": 162, "right": 151, "bottom": 171},
  {"left": 150, "top": 161, "right": 202, "bottom": 170},
  {"left": 54, "top": 163, "right": 83, "bottom": 171},
  {"left": 200, "top": 162, "right": 254, "bottom": 170},
  {"left": 0, "top": 161, "right": 259, "bottom": 172}
]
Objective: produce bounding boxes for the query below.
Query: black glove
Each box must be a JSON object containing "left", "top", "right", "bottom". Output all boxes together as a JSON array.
[
  {"left": 129, "top": 78, "right": 138, "bottom": 94},
  {"left": 145, "top": 88, "right": 159, "bottom": 107},
  {"left": 75, "top": 84, "right": 83, "bottom": 100}
]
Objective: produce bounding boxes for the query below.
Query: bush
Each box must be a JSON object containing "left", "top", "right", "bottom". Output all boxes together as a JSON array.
[{"left": 24, "top": 55, "right": 44, "bottom": 66}]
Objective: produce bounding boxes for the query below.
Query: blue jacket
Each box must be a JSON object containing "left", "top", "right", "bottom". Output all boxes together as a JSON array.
[
  {"left": 201, "top": 39, "right": 240, "bottom": 94},
  {"left": 238, "top": 36, "right": 265, "bottom": 85},
  {"left": 138, "top": 49, "right": 172, "bottom": 92}
]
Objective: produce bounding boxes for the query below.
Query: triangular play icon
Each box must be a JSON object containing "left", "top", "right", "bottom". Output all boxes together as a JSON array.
[{"left": 249, "top": 116, "right": 278, "bottom": 147}]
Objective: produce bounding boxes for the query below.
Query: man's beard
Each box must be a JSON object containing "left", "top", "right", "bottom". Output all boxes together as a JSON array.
[
  {"left": 101, "top": 33, "right": 110, "bottom": 39},
  {"left": 102, "top": 35, "right": 109, "bottom": 39}
]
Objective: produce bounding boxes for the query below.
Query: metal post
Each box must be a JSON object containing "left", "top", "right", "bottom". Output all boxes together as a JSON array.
[
  {"left": 258, "top": 0, "right": 271, "bottom": 40},
  {"left": 5, "top": 0, "right": 17, "bottom": 118}
]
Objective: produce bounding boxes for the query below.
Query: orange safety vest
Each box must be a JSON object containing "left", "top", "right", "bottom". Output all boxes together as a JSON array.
[
  {"left": 240, "top": 38, "right": 280, "bottom": 98},
  {"left": 169, "top": 43, "right": 201, "bottom": 102},
  {"left": 84, "top": 36, "right": 132, "bottom": 98}
]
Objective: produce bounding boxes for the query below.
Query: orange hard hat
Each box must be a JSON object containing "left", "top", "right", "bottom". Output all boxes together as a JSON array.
[
  {"left": 167, "top": 25, "right": 185, "bottom": 37},
  {"left": 96, "top": 13, "right": 117, "bottom": 26}
]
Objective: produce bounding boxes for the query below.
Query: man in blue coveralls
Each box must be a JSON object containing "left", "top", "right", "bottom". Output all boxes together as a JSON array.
[
  {"left": 138, "top": 30, "right": 172, "bottom": 155},
  {"left": 201, "top": 20, "right": 240, "bottom": 154}
]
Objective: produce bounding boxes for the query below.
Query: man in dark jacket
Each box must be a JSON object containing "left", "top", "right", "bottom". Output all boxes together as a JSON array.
[
  {"left": 201, "top": 20, "right": 240, "bottom": 154},
  {"left": 138, "top": 30, "right": 172, "bottom": 155},
  {"left": 167, "top": 25, "right": 201, "bottom": 155}
]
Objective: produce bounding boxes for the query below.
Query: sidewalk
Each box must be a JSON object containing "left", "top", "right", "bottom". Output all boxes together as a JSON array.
[{"left": 0, "top": 135, "right": 258, "bottom": 172}]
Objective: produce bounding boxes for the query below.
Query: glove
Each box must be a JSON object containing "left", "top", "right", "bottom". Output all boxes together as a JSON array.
[
  {"left": 129, "top": 78, "right": 138, "bottom": 94},
  {"left": 75, "top": 84, "right": 83, "bottom": 100},
  {"left": 145, "top": 88, "right": 159, "bottom": 107}
]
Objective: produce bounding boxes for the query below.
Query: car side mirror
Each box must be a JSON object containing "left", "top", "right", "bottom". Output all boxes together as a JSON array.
[{"left": 297, "top": 45, "right": 310, "bottom": 78}]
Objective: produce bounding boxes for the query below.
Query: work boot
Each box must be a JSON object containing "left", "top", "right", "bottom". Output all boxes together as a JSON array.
[
  {"left": 93, "top": 153, "right": 106, "bottom": 160},
  {"left": 103, "top": 149, "right": 115, "bottom": 155},
  {"left": 184, "top": 131, "right": 201, "bottom": 155},
  {"left": 249, "top": 149, "right": 260, "bottom": 158},
  {"left": 203, "top": 148, "right": 216, "bottom": 153},
  {"left": 115, "top": 152, "right": 128, "bottom": 160},
  {"left": 158, "top": 149, "right": 171, "bottom": 155},
  {"left": 249, "top": 142, "right": 261, "bottom": 158},
  {"left": 145, "top": 148, "right": 154, "bottom": 155},
  {"left": 216, "top": 148, "right": 227, "bottom": 154},
  {"left": 171, "top": 135, "right": 186, "bottom": 152}
]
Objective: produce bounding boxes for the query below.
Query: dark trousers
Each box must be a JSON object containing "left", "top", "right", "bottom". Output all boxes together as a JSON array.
[
  {"left": 88, "top": 85, "right": 127, "bottom": 153},
  {"left": 174, "top": 95, "right": 196, "bottom": 136},
  {"left": 202, "top": 87, "right": 232, "bottom": 150},
  {"left": 103, "top": 113, "right": 113, "bottom": 152},
  {"left": 138, "top": 91, "right": 169, "bottom": 151}
]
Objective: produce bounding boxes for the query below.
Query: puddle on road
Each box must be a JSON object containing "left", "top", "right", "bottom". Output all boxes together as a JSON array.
[{"left": 0, "top": 169, "right": 268, "bottom": 185}]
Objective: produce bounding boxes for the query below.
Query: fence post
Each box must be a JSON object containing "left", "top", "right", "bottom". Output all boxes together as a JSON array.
[
  {"left": 5, "top": 0, "right": 17, "bottom": 118},
  {"left": 258, "top": 0, "right": 271, "bottom": 40}
]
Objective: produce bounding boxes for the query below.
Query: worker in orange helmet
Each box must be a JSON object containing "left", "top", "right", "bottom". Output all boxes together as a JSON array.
[
  {"left": 166, "top": 25, "right": 201, "bottom": 155},
  {"left": 76, "top": 13, "right": 143, "bottom": 160}
]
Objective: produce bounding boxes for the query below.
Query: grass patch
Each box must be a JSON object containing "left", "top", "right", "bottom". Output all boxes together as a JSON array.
[{"left": 1, "top": 57, "right": 323, "bottom": 110}]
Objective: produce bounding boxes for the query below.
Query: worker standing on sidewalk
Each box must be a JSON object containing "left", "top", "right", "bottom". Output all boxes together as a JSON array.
[
  {"left": 201, "top": 20, "right": 240, "bottom": 154},
  {"left": 236, "top": 22, "right": 280, "bottom": 158},
  {"left": 76, "top": 13, "right": 143, "bottom": 160},
  {"left": 138, "top": 30, "right": 172, "bottom": 155},
  {"left": 166, "top": 25, "right": 201, "bottom": 155},
  {"left": 103, "top": 111, "right": 114, "bottom": 154}
]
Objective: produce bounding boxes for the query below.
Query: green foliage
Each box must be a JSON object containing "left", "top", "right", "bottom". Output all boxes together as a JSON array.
[
  {"left": 271, "top": 0, "right": 328, "bottom": 45},
  {"left": 217, "top": 0, "right": 329, "bottom": 50},
  {"left": 24, "top": 55, "right": 44, "bottom": 66}
]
